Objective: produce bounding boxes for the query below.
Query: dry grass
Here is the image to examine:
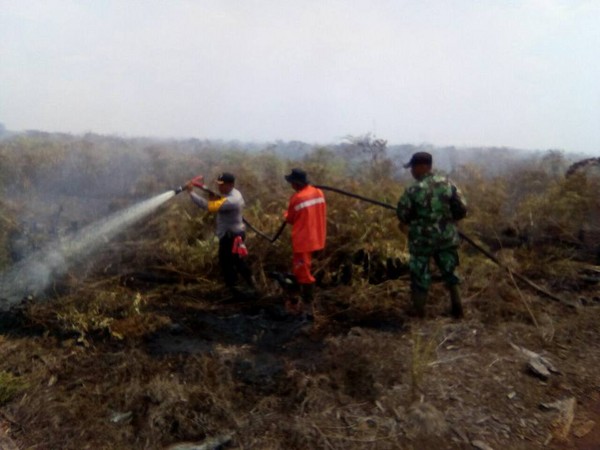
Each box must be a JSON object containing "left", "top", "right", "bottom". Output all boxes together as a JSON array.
[
  {"left": 0, "top": 371, "right": 28, "bottom": 406},
  {"left": 1, "top": 136, "right": 599, "bottom": 449},
  {"left": 409, "top": 329, "right": 440, "bottom": 401}
]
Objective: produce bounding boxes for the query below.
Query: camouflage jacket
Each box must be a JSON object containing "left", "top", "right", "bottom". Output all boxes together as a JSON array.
[{"left": 396, "top": 173, "right": 467, "bottom": 255}]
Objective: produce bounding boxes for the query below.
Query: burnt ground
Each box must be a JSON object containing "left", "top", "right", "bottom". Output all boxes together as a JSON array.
[{"left": 0, "top": 279, "right": 599, "bottom": 450}]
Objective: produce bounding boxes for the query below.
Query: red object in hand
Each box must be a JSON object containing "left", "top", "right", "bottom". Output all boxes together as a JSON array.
[
  {"left": 191, "top": 175, "right": 205, "bottom": 189},
  {"left": 232, "top": 236, "right": 248, "bottom": 258}
]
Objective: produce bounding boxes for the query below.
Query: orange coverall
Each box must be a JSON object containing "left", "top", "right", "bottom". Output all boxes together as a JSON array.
[{"left": 285, "top": 185, "right": 327, "bottom": 284}]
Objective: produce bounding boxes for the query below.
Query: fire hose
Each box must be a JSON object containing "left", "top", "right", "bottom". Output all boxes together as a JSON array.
[
  {"left": 174, "top": 177, "right": 281, "bottom": 242},
  {"left": 313, "top": 184, "right": 573, "bottom": 307},
  {"left": 175, "top": 178, "right": 571, "bottom": 306}
]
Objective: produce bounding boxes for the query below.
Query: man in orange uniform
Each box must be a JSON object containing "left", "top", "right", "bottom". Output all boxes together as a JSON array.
[{"left": 284, "top": 168, "right": 327, "bottom": 305}]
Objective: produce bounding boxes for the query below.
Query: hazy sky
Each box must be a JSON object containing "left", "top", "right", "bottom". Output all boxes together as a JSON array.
[{"left": 1, "top": 0, "right": 599, "bottom": 153}]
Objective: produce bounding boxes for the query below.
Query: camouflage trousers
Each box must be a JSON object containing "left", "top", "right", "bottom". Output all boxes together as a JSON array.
[{"left": 409, "top": 247, "right": 460, "bottom": 292}]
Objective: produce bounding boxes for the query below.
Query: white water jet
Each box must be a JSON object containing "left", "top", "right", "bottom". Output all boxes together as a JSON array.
[{"left": 0, "top": 191, "right": 176, "bottom": 310}]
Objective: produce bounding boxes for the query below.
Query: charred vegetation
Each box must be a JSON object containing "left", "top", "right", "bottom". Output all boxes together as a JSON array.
[{"left": 0, "top": 133, "right": 599, "bottom": 449}]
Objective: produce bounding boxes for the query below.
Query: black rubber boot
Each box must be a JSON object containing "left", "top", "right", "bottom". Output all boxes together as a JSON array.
[
  {"left": 448, "top": 284, "right": 464, "bottom": 319},
  {"left": 410, "top": 289, "right": 428, "bottom": 318},
  {"left": 244, "top": 275, "right": 259, "bottom": 298},
  {"left": 299, "top": 283, "right": 315, "bottom": 321},
  {"left": 245, "top": 275, "right": 256, "bottom": 289},
  {"left": 300, "top": 283, "right": 315, "bottom": 304}
]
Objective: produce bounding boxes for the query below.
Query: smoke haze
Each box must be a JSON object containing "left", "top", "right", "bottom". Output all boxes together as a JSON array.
[{"left": 1, "top": 0, "right": 599, "bottom": 154}]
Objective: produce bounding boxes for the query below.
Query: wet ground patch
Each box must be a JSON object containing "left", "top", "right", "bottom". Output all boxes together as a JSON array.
[
  {"left": 144, "top": 298, "right": 330, "bottom": 398},
  {"left": 146, "top": 298, "right": 313, "bottom": 353},
  {"left": 145, "top": 291, "right": 407, "bottom": 359}
]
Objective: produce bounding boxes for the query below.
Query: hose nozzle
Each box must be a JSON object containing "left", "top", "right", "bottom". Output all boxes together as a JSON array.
[{"left": 174, "top": 175, "right": 204, "bottom": 195}]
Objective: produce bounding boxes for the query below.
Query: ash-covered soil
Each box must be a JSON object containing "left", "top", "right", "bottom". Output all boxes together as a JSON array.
[{"left": 1, "top": 281, "right": 599, "bottom": 450}]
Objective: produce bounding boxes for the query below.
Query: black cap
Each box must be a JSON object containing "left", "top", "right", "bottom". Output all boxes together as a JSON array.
[
  {"left": 284, "top": 168, "right": 308, "bottom": 185},
  {"left": 403, "top": 152, "right": 433, "bottom": 168},
  {"left": 217, "top": 172, "right": 235, "bottom": 184}
]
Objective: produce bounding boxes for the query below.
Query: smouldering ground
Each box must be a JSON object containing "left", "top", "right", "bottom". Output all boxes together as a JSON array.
[{"left": 1, "top": 277, "right": 599, "bottom": 450}]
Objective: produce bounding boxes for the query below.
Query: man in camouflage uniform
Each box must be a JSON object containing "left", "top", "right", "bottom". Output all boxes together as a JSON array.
[{"left": 396, "top": 152, "right": 467, "bottom": 318}]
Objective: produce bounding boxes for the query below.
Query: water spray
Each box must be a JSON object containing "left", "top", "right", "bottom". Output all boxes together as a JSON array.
[
  {"left": 0, "top": 173, "right": 279, "bottom": 308},
  {"left": 0, "top": 176, "right": 282, "bottom": 309},
  {"left": 0, "top": 190, "right": 177, "bottom": 310}
]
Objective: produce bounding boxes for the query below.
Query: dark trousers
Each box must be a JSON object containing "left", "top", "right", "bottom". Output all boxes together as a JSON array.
[{"left": 218, "top": 232, "right": 252, "bottom": 288}]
